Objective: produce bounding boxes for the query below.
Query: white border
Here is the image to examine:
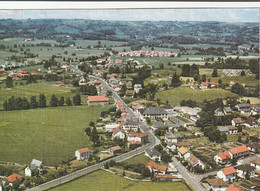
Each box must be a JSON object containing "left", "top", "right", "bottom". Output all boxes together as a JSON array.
[{"left": 0, "top": 1, "right": 259, "bottom": 9}]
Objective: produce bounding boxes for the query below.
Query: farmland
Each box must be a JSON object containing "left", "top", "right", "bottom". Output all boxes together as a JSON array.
[
  {"left": 0, "top": 105, "right": 110, "bottom": 165},
  {"left": 155, "top": 86, "right": 239, "bottom": 106},
  {"left": 48, "top": 170, "right": 191, "bottom": 191}
]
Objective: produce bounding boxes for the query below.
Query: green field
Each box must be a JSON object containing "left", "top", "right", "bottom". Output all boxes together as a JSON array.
[
  {"left": 155, "top": 86, "right": 239, "bottom": 106},
  {"left": 0, "top": 106, "right": 109, "bottom": 166},
  {"left": 48, "top": 170, "right": 191, "bottom": 191},
  {"left": 123, "top": 154, "right": 151, "bottom": 165}
]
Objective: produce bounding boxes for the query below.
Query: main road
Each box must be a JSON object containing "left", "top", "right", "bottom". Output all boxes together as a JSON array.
[{"left": 28, "top": 76, "right": 160, "bottom": 191}]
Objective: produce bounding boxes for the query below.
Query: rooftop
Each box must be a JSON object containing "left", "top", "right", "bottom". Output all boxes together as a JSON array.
[
  {"left": 88, "top": 96, "right": 109, "bottom": 102},
  {"left": 221, "top": 166, "right": 236, "bottom": 176},
  {"left": 207, "top": 178, "right": 228, "bottom": 187},
  {"left": 229, "top": 145, "right": 249, "bottom": 155},
  {"left": 6, "top": 173, "right": 23, "bottom": 183},
  {"left": 178, "top": 146, "right": 190, "bottom": 155},
  {"left": 77, "top": 147, "right": 93, "bottom": 154}
]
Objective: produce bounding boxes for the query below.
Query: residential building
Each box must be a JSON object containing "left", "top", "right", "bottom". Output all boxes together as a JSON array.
[
  {"left": 116, "top": 102, "right": 124, "bottom": 110},
  {"left": 109, "top": 145, "right": 122, "bottom": 154},
  {"left": 87, "top": 96, "right": 109, "bottom": 105},
  {"left": 105, "top": 123, "right": 119, "bottom": 132},
  {"left": 250, "top": 158, "right": 260, "bottom": 171},
  {"left": 214, "top": 151, "right": 232, "bottom": 164},
  {"left": 75, "top": 147, "right": 93, "bottom": 160},
  {"left": 111, "top": 127, "right": 126, "bottom": 140},
  {"left": 235, "top": 164, "right": 255, "bottom": 179},
  {"left": 164, "top": 131, "right": 182, "bottom": 143},
  {"left": 127, "top": 133, "right": 148, "bottom": 145},
  {"left": 226, "top": 184, "right": 242, "bottom": 191},
  {"left": 217, "top": 166, "right": 236, "bottom": 182},
  {"left": 186, "top": 155, "right": 205, "bottom": 170},
  {"left": 5, "top": 173, "right": 23, "bottom": 187},
  {"left": 214, "top": 108, "right": 224, "bottom": 116},
  {"left": 247, "top": 142, "right": 260, "bottom": 153},
  {"left": 218, "top": 126, "right": 238, "bottom": 134},
  {"left": 200, "top": 82, "right": 219, "bottom": 89},
  {"left": 146, "top": 161, "right": 167, "bottom": 174},
  {"left": 223, "top": 107, "right": 232, "bottom": 115},
  {"left": 151, "top": 121, "right": 164, "bottom": 131},
  {"left": 228, "top": 145, "right": 249, "bottom": 159},
  {"left": 122, "top": 120, "right": 139, "bottom": 132},
  {"left": 134, "top": 84, "right": 142, "bottom": 93},
  {"left": 25, "top": 159, "right": 44, "bottom": 177},
  {"left": 235, "top": 103, "right": 252, "bottom": 112},
  {"left": 160, "top": 106, "right": 174, "bottom": 113},
  {"left": 139, "top": 107, "right": 168, "bottom": 120},
  {"left": 231, "top": 118, "right": 244, "bottom": 127},
  {"left": 244, "top": 117, "right": 259, "bottom": 128},
  {"left": 155, "top": 174, "right": 176, "bottom": 181},
  {"left": 207, "top": 178, "right": 228, "bottom": 191},
  {"left": 145, "top": 148, "right": 161, "bottom": 161},
  {"left": 178, "top": 147, "right": 191, "bottom": 160}
]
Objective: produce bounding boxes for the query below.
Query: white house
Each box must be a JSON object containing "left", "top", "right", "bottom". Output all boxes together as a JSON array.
[
  {"left": 134, "top": 84, "right": 142, "bottom": 93},
  {"left": 164, "top": 131, "right": 182, "bottom": 143},
  {"left": 146, "top": 161, "right": 167, "bottom": 174},
  {"left": 187, "top": 155, "right": 205, "bottom": 170},
  {"left": 231, "top": 118, "right": 244, "bottom": 127},
  {"left": 217, "top": 166, "right": 236, "bottom": 182},
  {"left": 25, "top": 159, "right": 44, "bottom": 177},
  {"left": 105, "top": 123, "right": 119, "bottom": 132},
  {"left": 235, "top": 164, "right": 255, "bottom": 179},
  {"left": 127, "top": 133, "right": 148, "bottom": 145},
  {"left": 207, "top": 178, "right": 228, "bottom": 191},
  {"left": 178, "top": 147, "right": 191, "bottom": 160},
  {"left": 228, "top": 145, "right": 249, "bottom": 159},
  {"left": 226, "top": 184, "right": 242, "bottom": 191},
  {"left": 214, "top": 151, "right": 231, "bottom": 164},
  {"left": 145, "top": 149, "right": 161, "bottom": 161},
  {"left": 250, "top": 158, "right": 260, "bottom": 171},
  {"left": 75, "top": 147, "right": 93, "bottom": 160},
  {"left": 111, "top": 127, "right": 126, "bottom": 140}
]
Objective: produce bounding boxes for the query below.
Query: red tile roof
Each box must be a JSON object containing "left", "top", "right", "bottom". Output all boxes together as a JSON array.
[
  {"left": 128, "top": 133, "right": 148, "bottom": 138},
  {"left": 99, "top": 84, "right": 104, "bottom": 87},
  {"left": 218, "top": 151, "right": 231, "bottom": 160},
  {"left": 93, "top": 80, "right": 102, "bottom": 84},
  {"left": 222, "top": 166, "right": 236, "bottom": 176},
  {"left": 130, "top": 141, "right": 141, "bottom": 145},
  {"left": 110, "top": 145, "right": 121, "bottom": 152},
  {"left": 0, "top": 69, "right": 5, "bottom": 72},
  {"left": 117, "top": 118, "right": 125, "bottom": 122},
  {"left": 147, "top": 161, "right": 167, "bottom": 171},
  {"left": 31, "top": 73, "right": 37, "bottom": 75},
  {"left": 201, "top": 82, "right": 219, "bottom": 86},
  {"left": 88, "top": 96, "right": 109, "bottom": 102},
  {"left": 6, "top": 173, "right": 23, "bottom": 183},
  {"left": 229, "top": 145, "right": 249, "bottom": 155},
  {"left": 226, "top": 184, "right": 242, "bottom": 191},
  {"left": 156, "top": 174, "right": 176, "bottom": 179},
  {"left": 117, "top": 102, "right": 124, "bottom": 107},
  {"left": 111, "top": 127, "right": 125, "bottom": 135},
  {"left": 77, "top": 147, "right": 93, "bottom": 153}
]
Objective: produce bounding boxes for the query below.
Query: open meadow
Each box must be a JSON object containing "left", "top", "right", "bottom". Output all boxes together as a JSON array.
[
  {"left": 0, "top": 105, "right": 110, "bottom": 166},
  {"left": 48, "top": 170, "right": 191, "bottom": 191}
]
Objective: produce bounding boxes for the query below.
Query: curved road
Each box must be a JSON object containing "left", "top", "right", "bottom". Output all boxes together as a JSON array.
[{"left": 28, "top": 76, "right": 160, "bottom": 191}]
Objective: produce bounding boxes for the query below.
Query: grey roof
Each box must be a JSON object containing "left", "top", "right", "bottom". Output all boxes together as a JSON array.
[
  {"left": 215, "top": 108, "right": 223, "bottom": 113},
  {"left": 143, "top": 107, "right": 168, "bottom": 115},
  {"left": 145, "top": 148, "right": 161, "bottom": 156},
  {"left": 153, "top": 121, "right": 164, "bottom": 128},
  {"left": 124, "top": 120, "right": 138, "bottom": 126},
  {"left": 165, "top": 122, "right": 174, "bottom": 127},
  {"left": 160, "top": 106, "right": 174, "bottom": 110},
  {"left": 218, "top": 126, "right": 229, "bottom": 132},
  {"left": 236, "top": 103, "right": 252, "bottom": 108},
  {"left": 224, "top": 107, "right": 232, "bottom": 113},
  {"left": 31, "top": 159, "right": 43, "bottom": 168},
  {"left": 165, "top": 131, "right": 182, "bottom": 139}
]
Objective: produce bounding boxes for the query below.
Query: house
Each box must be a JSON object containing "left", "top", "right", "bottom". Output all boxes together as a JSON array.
[
  {"left": 164, "top": 131, "right": 181, "bottom": 143},
  {"left": 6, "top": 173, "right": 23, "bottom": 187},
  {"left": 217, "top": 166, "right": 236, "bottom": 182},
  {"left": 109, "top": 145, "right": 122, "bottom": 154},
  {"left": 145, "top": 149, "right": 161, "bottom": 161},
  {"left": 231, "top": 118, "right": 244, "bottom": 127},
  {"left": 214, "top": 108, "right": 224, "bottom": 116},
  {"left": 244, "top": 117, "right": 259, "bottom": 128},
  {"left": 228, "top": 145, "right": 249, "bottom": 159},
  {"left": 134, "top": 84, "right": 142, "bottom": 93},
  {"left": 87, "top": 96, "right": 109, "bottom": 105},
  {"left": 25, "top": 159, "right": 44, "bottom": 177},
  {"left": 214, "top": 151, "right": 232, "bottom": 164},
  {"left": 250, "top": 158, "right": 260, "bottom": 171},
  {"left": 218, "top": 126, "right": 229, "bottom": 134},
  {"left": 194, "top": 132, "right": 203, "bottom": 137},
  {"left": 207, "top": 178, "right": 228, "bottom": 191},
  {"left": 235, "top": 164, "right": 255, "bottom": 179},
  {"left": 105, "top": 123, "right": 119, "bottom": 132},
  {"left": 127, "top": 133, "right": 148, "bottom": 145},
  {"left": 146, "top": 161, "right": 167, "bottom": 174},
  {"left": 151, "top": 121, "right": 164, "bottom": 131},
  {"left": 139, "top": 107, "right": 168, "bottom": 120},
  {"left": 235, "top": 103, "right": 252, "bottom": 112},
  {"left": 178, "top": 147, "right": 191, "bottom": 160},
  {"left": 116, "top": 102, "right": 124, "bottom": 110},
  {"left": 167, "top": 141, "right": 191, "bottom": 151},
  {"left": 160, "top": 106, "right": 174, "bottom": 113},
  {"left": 247, "top": 142, "right": 260, "bottom": 153},
  {"left": 111, "top": 127, "right": 126, "bottom": 140},
  {"left": 122, "top": 120, "right": 139, "bottom": 132},
  {"left": 75, "top": 147, "right": 93, "bottom": 160},
  {"left": 223, "top": 107, "right": 232, "bottom": 115},
  {"left": 186, "top": 155, "right": 205, "bottom": 170},
  {"left": 155, "top": 174, "right": 176, "bottom": 181},
  {"left": 226, "top": 184, "right": 242, "bottom": 191},
  {"left": 200, "top": 82, "right": 219, "bottom": 89},
  {"left": 218, "top": 126, "right": 238, "bottom": 134}
]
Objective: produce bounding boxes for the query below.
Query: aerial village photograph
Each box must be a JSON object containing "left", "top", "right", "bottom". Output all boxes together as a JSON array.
[{"left": 0, "top": 1, "right": 259, "bottom": 191}]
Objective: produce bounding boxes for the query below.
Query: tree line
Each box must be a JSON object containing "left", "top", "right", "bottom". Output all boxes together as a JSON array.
[{"left": 3, "top": 94, "right": 82, "bottom": 111}]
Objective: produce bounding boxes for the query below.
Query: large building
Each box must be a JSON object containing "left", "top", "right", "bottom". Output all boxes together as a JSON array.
[
  {"left": 138, "top": 107, "right": 168, "bottom": 120},
  {"left": 87, "top": 96, "right": 109, "bottom": 105},
  {"left": 75, "top": 147, "right": 93, "bottom": 160}
]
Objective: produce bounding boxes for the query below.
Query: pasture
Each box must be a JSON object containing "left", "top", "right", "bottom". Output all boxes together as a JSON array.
[
  {"left": 48, "top": 170, "right": 191, "bottom": 191},
  {"left": 0, "top": 105, "right": 110, "bottom": 166}
]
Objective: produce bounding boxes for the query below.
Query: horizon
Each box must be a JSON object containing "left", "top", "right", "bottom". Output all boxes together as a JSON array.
[{"left": 0, "top": 9, "right": 258, "bottom": 23}]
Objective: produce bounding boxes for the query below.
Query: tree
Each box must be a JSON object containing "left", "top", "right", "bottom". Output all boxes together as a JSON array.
[
  {"left": 6, "top": 76, "right": 13, "bottom": 88},
  {"left": 30, "top": 96, "right": 38, "bottom": 109},
  {"left": 201, "top": 74, "right": 206, "bottom": 82},
  {"left": 3, "top": 100, "right": 8, "bottom": 111},
  {"left": 89, "top": 121, "right": 95, "bottom": 127},
  {"left": 38, "top": 94, "right": 46, "bottom": 108},
  {"left": 85, "top": 127, "right": 91, "bottom": 136},
  {"left": 58, "top": 96, "right": 64, "bottom": 106},
  {"left": 73, "top": 94, "right": 81, "bottom": 105},
  {"left": 212, "top": 68, "right": 218, "bottom": 77},
  {"left": 90, "top": 127, "right": 99, "bottom": 146},
  {"left": 171, "top": 72, "right": 181, "bottom": 87},
  {"left": 22, "top": 97, "right": 31, "bottom": 109},
  {"left": 49, "top": 94, "right": 58, "bottom": 107},
  {"left": 241, "top": 70, "right": 246, "bottom": 76},
  {"left": 66, "top": 97, "right": 72, "bottom": 106}
]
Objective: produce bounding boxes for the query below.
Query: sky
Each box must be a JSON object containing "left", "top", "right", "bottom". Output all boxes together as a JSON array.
[{"left": 0, "top": 9, "right": 258, "bottom": 23}]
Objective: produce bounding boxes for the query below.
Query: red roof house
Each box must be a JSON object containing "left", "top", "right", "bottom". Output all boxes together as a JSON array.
[
  {"left": 6, "top": 173, "right": 23, "bottom": 183},
  {"left": 228, "top": 145, "right": 249, "bottom": 158},
  {"left": 226, "top": 184, "right": 242, "bottom": 191},
  {"left": 88, "top": 96, "right": 109, "bottom": 105}
]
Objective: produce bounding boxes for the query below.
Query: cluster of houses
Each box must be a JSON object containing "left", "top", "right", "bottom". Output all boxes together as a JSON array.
[
  {"left": 0, "top": 61, "right": 33, "bottom": 70},
  {"left": 118, "top": 51, "right": 177, "bottom": 57},
  {"left": 200, "top": 82, "right": 220, "bottom": 89},
  {"left": 60, "top": 61, "right": 83, "bottom": 74},
  {"left": 9, "top": 70, "right": 38, "bottom": 80},
  {"left": 222, "top": 69, "right": 250, "bottom": 77}
]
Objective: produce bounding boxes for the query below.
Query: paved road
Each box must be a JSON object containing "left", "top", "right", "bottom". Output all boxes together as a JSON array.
[{"left": 28, "top": 76, "right": 159, "bottom": 191}]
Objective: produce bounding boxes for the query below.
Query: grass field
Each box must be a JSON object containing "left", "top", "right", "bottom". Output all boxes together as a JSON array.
[
  {"left": 123, "top": 154, "right": 151, "bottom": 166},
  {"left": 155, "top": 86, "right": 239, "bottom": 106},
  {"left": 48, "top": 170, "right": 191, "bottom": 191},
  {"left": 0, "top": 106, "right": 110, "bottom": 166}
]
